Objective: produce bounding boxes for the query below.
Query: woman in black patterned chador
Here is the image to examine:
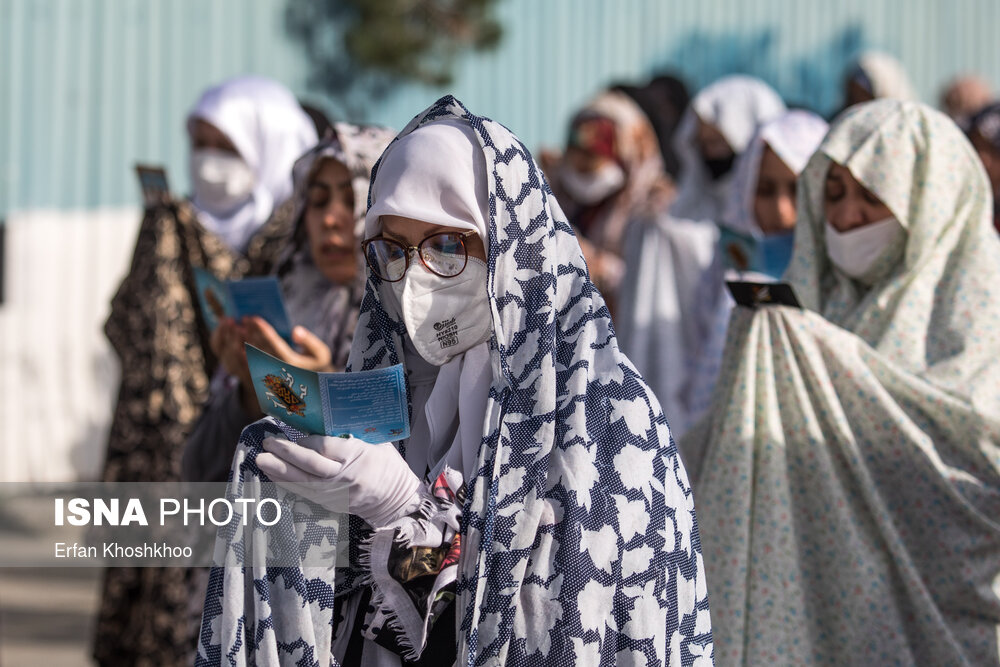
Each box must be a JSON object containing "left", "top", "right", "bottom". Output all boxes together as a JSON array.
[{"left": 196, "top": 96, "right": 714, "bottom": 666}]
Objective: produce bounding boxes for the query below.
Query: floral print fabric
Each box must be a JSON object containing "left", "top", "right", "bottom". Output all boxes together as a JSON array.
[{"left": 685, "top": 100, "right": 1000, "bottom": 665}]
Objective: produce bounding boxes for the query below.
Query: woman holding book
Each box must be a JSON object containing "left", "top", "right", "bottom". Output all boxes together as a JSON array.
[
  {"left": 182, "top": 124, "right": 394, "bottom": 484},
  {"left": 196, "top": 96, "right": 713, "bottom": 666}
]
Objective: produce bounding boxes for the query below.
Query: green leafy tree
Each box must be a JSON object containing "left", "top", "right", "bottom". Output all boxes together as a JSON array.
[{"left": 286, "top": 0, "right": 503, "bottom": 114}]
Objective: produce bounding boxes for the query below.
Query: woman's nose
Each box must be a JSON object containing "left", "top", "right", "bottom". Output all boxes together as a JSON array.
[
  {"left": 322, "top": 206, "right": 349, "bottom": 228},
  {"left": 778, "top": 195, "right": 797, "bottom": 227},
  {"left": 828, "top": 200, "right": 866, "bottom": 231}
]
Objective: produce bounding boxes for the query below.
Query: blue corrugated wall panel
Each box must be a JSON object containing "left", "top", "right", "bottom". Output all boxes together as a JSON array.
[{"left": 3, "top": 0, "right": 1000, "bottom": 216}]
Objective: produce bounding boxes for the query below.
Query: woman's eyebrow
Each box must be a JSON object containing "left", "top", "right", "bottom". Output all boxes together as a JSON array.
[{"left": 380, "top": 228, "right": 410, "bottom": 243}]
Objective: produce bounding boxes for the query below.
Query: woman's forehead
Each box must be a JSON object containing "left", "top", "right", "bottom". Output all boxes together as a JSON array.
[
  {"left": 380, "top": 215, "right": 464, "bottom": 240},
  {"left": 310, "top": 157, "right": 351, "bottom": 183}
]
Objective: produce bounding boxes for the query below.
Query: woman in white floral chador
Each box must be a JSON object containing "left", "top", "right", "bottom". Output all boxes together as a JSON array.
[{"left": 687, "top": 100, "right": 1000, "bottom": 666}]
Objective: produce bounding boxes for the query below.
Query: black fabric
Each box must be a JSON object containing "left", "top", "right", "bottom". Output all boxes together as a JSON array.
[
  {"left": 405, "top": 601, "right": 455, "bottom": 667},
  {"left": 340, "top": 588, "right": 373, "bottom": 667}
]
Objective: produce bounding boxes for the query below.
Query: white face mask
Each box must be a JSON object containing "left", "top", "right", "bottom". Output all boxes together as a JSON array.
[
  {"left": 190, "top": 148, "right": 255, "bottom": 216},
  {"left": 825, "top": 217, "right": 906, "bottom": 281},
  {"left": 560, "top": 162, "right": 626, "bottom": 205},
  {"left": 390, "top": 258, "right": 492, "bottom": 366}
]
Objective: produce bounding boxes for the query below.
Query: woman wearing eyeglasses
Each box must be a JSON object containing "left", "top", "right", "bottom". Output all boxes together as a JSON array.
[{"left": 196, "top": 97, "right": 713, "bottom": 666}]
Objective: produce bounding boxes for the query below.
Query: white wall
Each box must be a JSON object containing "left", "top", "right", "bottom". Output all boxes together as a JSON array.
[{"left": 0, "top": 208, "right": 140, "bottom": 482}]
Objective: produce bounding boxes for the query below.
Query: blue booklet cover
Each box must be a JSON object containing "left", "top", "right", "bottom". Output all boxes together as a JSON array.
[
  {"left": 193, "top": 267, "right": 294, "bottom": 344},
  {"left": 135, "top": 164, "right": 171, "bottom": 208},
  {"left": 718, "top": 226, "right": 793, "bottom": 280},
  {"left": 245, "top": 344, "right": 410, "bottom": 443},
  {"left": 718, "top": 227, "right": 757, "bottom": 273}
]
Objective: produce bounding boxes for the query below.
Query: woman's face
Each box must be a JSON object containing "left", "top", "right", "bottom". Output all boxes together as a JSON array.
[
  {"left": 379, "top": 215, "right": 488, "bottom": 263},
  {"left": 305, "top": 158, "right": 357, "bottom": 285},
  {"left": 564, "top": 145, "right": 615, "bottom": 175},
  {"left": 189, "top": 119, "right": 239, "bottom": 155},
  {"left": 823, "top": 162, "right": 892, "bottom": 232},
  {"left": 696, "top": 118, "right": 733, "bottom": 160},
  {"left": 753, "top": 145, "right": 798, "bottom": 235},
  {"left": 970, "top": 131, "right": 1000, "bottom": 193}
]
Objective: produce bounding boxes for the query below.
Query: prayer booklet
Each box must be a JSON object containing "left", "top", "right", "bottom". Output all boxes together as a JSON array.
[
  {"left": 134, "top": 164, "right": 171, "bottom": 208},
  {"left": 718, "top": 227, "right": 757, "bottom": 272},
  {"left": 245, "top": 344, "right": 410, "bottom": 443},
  {"left": 193, "top": 267, "right": 294, "bottom": 344},
  {"left": 718, "top": 226, "right": 794, "bottom": 278},
  {"left": 726, "top": 281, "right": 802, "bottom": 309}
]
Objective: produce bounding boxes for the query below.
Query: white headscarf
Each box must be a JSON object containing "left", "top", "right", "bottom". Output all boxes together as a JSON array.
[
  {"left": 363, "top": 117, "right": 494, "bottom": 535},
  {"left": 670, "top": 75, "right": 787, "bottom": 222},
  {"left": 724, "top": 110, "right": 830, "bottom": 237},
  {"left": 187, "top": 76, "right": 318, "bottom": 251},
  {"left": 365, "top": 119, "right": 489, "bottom": 242}
]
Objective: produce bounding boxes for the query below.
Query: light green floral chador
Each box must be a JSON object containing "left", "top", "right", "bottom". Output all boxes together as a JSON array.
[{"left": 684, "top": 100, "right": 1000, "bottom": 666}]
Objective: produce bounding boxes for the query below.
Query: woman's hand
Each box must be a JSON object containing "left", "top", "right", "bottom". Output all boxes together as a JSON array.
[
  {"left": 256, "top": 435, "right": 422, "bottom": 527},
  {"left": 243, "top": 317, "right": 334, "bottom": 372},
  {"left": 210, "top": 318, "right": 260, "bottom": 416},
  {"left": 212, "top": 317, "right": 252, "bottom": 387}
]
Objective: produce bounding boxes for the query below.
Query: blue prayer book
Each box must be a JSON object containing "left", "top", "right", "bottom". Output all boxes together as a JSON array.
[
  {"left": 193, "top": 267, "right": 294, "bottom": 344},
  {"left": 245, "top": 344, "right": 410, "bottom": 443}
]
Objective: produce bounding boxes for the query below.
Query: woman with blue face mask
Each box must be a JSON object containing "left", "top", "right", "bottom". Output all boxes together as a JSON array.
[
  {"left": 196, "top": 96, "right": 713, "bottom": 667},
  {"left": 682, "top": 111, "right": 828, "bottom": 447},
  {"left": 684, "top": 100, "right": 1000, "bottom": 666},
  {"left": 721, "top": 111, "right": 830, "bottom": 280},
  {"left": 94, "top": 76, "right": 317, "bottom": 667}
]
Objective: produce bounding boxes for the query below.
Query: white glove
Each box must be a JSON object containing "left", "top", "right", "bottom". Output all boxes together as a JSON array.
[{"left": 256, "top": 435, "right": 422, "bottom": 528}]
